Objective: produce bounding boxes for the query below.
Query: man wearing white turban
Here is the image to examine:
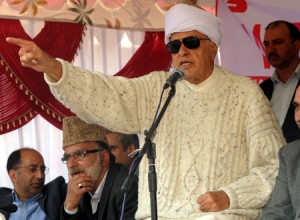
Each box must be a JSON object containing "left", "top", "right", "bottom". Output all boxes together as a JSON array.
[{"left": 7, "top": 2, "right": 284, "bottom": 220}]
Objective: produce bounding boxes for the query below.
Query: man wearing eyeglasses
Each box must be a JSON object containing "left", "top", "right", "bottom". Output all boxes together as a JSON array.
[
  {"left": 0, "top": 148, "right": 66, "bottom": 220},
  {"left": 61, "top": 116, "right": 138, "bottom": 220},
  {"left": 6, "top": 2, "right": 285, "bottom": 220}
]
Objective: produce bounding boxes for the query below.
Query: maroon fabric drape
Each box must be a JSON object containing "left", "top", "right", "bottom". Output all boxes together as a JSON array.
[
  {"left": 0, "top": 18, "right": 172, "bottom": 134},
  {"left": 0, "top": 19, "right": 84, "bottom": 133},
  {"left": 115, "top": 32, "right": 172, "bottom": 77}
]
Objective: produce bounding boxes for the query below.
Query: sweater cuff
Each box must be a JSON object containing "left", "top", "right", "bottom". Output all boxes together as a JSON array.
[
  {"left": 221, "top": 186, "right": 238, "bottom": 209},
  {"left": 44, "top": 58, "right": 67, "bottom": 85}
]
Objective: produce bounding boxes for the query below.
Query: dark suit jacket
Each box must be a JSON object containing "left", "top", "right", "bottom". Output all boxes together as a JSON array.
[
  {"left": 61, "top": 163, "right": 138, "bottom": 220},
  {"left": 262, "top": 139, "right": 300, "bottom": 219},
  {"left": 0, "top": 176, "right": 66, "bottom": 220},
  {"left": 260, "top": 78, "right": 300, "bottom": 143}
]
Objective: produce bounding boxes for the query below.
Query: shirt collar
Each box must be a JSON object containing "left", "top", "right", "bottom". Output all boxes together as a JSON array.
[
  {"left": 271, "top": 63, "right": 300, "bottom": 84},
  {"left": 12, "top": 190, "right": 43, "bottom": 203},
  {"left": 88, "top": 170, "right": 108, "bottom": 200}
]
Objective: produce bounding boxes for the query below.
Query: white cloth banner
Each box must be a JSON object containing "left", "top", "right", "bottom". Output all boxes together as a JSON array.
[{"left": 217, "top": 0, "right": 300, "bottom": 83}]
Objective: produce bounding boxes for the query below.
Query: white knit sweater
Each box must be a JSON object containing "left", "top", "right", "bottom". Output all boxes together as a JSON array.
[{"left": 47, "top": 61, "right": 285, "bottom": 220}]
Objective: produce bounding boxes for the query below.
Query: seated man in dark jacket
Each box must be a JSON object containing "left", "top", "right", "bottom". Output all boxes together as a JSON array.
[
  {"left": 0, "top": 148, "right": 66, "bottom": 220},
  {"left": 61, "top": 116, "right": 138, "bottom": 220},
  {"left": 262, "top": 85, "right": 300, "bottom": 219}
]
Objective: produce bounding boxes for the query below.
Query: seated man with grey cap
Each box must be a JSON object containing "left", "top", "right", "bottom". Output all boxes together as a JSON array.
[
  {"left": 7, "top": 1, "right": 285, "bottom": 220},
  {"left": 61, "top": 116, "right": 138, "bottom": 220}
]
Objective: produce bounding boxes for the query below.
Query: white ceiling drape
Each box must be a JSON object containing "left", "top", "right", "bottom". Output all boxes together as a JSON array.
[{"left": 0, "top": 0, "right": 216, "bottom": 30}]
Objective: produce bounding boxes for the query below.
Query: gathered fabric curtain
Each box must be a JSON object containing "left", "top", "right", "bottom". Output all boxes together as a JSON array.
[
  {"left": 0, "top": 19, "right": 171, "bottom": 134},
  {"left": 0, "top": 19, "right": 83, "bottom": 133},
  {"left": 0, "top": 19, "right": 171, "bottom": 187}
]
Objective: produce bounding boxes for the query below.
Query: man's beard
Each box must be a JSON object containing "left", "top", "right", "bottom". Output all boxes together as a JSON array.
[{"left": 85, "top": 154, "right": 102, "bottom": 183}]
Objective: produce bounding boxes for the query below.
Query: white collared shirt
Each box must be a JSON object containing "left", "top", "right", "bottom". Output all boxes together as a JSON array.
[
  {"left": 89, "top": 171, "right": 108, "bottom": 214},
  {"left": 270, "top": 64, "right": 300, "bottom": 126}
]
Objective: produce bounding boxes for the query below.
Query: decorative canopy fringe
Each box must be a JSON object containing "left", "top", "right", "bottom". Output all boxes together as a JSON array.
[{"left": 0, "top": 19, "right": 84, "bottom": 133}]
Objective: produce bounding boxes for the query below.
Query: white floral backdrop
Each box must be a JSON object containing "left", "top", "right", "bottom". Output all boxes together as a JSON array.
[{"left": 0, "top": 0, "right": 216, "bottom": 30}]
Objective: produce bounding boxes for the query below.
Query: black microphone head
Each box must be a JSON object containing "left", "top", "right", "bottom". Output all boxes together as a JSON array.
[
  {"left": 171, "top": 68, "right": 185, "bottom": 80},
  {"left": 0, "top": 204, "right": 18, "bottom": 213},
  {"left": 164, "top": 68, "right": 185, "bottom": 89}
]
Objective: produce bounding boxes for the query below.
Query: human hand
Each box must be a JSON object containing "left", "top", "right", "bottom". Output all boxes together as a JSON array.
[
  {"left": 65, "top": 172, "right": 93, "bottom": 211},
  {"left": 6, "top": 37, "right": 46, "bottom": 71},
  {"left": 6, "top": 37, "right": 62, "bottom": 81},
  {"left": 196, "top": 190, "right": 230, "bottom": 212}
]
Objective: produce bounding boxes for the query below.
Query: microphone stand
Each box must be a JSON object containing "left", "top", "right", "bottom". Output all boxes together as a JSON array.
[{"left": 121, "top": 86, "right": 177, "bottom": 220}]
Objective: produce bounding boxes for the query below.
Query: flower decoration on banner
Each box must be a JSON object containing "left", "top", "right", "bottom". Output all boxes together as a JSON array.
[
  {"left": 68, "top": 0, "right": 96, "bottom": 25},
  {"left": 155, "top": 0, "right": 198, "bottom": 11},
  {"left": 155, "top": 0, "right": 214, "bottom": 14},
  {"left": 104, "top": 18, "right": 120, "bottom": 29},
  {"left": 0, "top": 0, "right": 170, "bottom": 30},
  {"left": 100, "top": 0, "right": 126, "bottom": 9},
  {"left": 0, "top": 0, "right": 215, "bottom": 30},
  {"left": 100, "top": 0, "right": 125, "bottom": 28},
  {"left": 9, "top": 0, "right": 65, "bottom": 15},
  {"left": 131, "top": 0, "right": 151, "bottom": 30}
]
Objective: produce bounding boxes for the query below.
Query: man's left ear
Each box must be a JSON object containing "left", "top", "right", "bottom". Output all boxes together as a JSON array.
[
  {"left": 8, "top": 169, "right": 16, "bottom": 183},
  {"left": 209, "top": 41, "right": 218, "bottom": 60},
  {"left": 101, "top": 150, "right": 110, "bottom": 167},
  {"left": 127, "top": 144, "right": 136, "bottom": 154},
  {"left": 293, "top": 39, "right": 300, "bottom": 50}
]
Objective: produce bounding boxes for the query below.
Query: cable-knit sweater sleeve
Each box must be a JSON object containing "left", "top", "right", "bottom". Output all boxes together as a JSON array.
[
  {"left": 45, "top": 59, "right": 163, "bottom": 134},
  {"left": 220, "top": 78, "right": 285, "bottom": 210}
]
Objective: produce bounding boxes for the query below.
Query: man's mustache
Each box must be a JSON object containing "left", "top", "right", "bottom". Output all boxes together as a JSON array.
[
  {"left": 70, "top": 169, "right": 85, "bottom": 177},
  {"left": 268, "top": 52, "right": 280, "bottom": 60}
]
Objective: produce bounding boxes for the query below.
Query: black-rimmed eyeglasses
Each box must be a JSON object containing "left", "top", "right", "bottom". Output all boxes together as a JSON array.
[
  {"left": 61, "top": 149, "right": 102, "bottom": 164},
  {"left": 14, "top": 165, "right": 49, "bottom": 174},
  {"left": 166, "top": 36, "right": 210, "bottom": 54}
]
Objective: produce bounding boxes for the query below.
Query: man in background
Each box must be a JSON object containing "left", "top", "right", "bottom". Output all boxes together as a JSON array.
[
  {"left": 61, "top": 116, "right": 138, "bottom": 220},
  {"left": 260, "top": 20, "right": 300, "bottom": 143},
  {"left": 0, "top": 148, "right": 66, "bottom": 220},
  {"left": 105, "top": 132, "right": 139, "bottom": 169}
]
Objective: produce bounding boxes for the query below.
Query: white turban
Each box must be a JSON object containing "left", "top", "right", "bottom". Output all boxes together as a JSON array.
[{"left": 164, "top": 3, "right": 222, "bottom": 46}]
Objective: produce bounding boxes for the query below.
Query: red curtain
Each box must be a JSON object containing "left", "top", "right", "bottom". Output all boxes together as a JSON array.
[
  {"left": 0, "top": 19, "right": 84, "bottom": 133},
  {"left": 115, "top": 32, "right": 171, "bottom": 77},
  {"left": 0, "top": 19, "right": 171, "bottom": 134}
]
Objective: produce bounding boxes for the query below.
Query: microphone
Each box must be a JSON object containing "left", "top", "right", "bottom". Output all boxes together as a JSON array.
[
  {"left": 163, "top": 68, "right": 185, "bottom": 89},
  {"left": 0, "top": 204, "right": 18, "bottom": 213}
]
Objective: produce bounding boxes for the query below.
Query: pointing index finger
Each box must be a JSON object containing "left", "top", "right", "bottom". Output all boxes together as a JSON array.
[{"left": 6, "top": 37, "right": 31, "bottom": 47}]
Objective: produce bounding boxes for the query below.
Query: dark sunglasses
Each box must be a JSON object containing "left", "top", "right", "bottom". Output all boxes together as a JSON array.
[{"left": 166, "top": 36, "right": 210, "bottom": 54}]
